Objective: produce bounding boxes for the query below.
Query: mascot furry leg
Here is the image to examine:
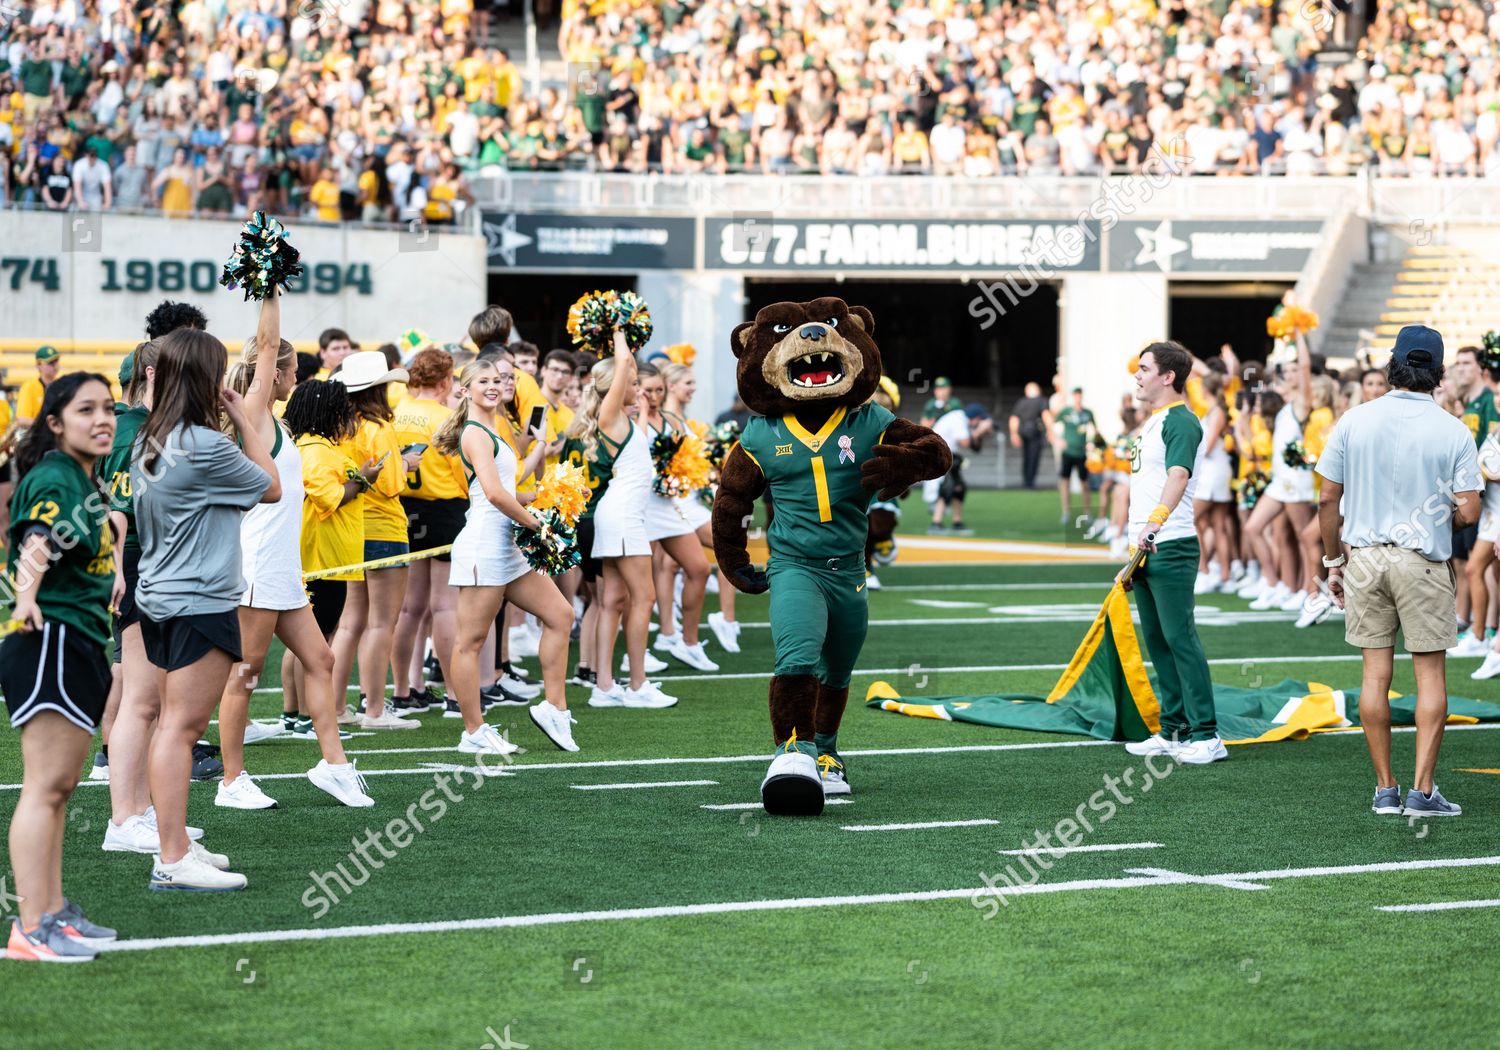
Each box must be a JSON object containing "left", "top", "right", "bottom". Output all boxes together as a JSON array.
[{"left": 711, "top": 298, "right": 950, "bottom": 815}]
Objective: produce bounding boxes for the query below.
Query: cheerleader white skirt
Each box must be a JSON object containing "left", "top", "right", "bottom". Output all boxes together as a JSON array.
[
  {"left": 593, "top": 488, "right": 651, "bottom": 558},
  {"left": 1197, "top": 456, "right": 1233, "bottom": 504},
  {"left": 644, "top": 491, "right": 700, "bottom": 541},
  {"left": 1266, "top": 466, "right": 1315, "bottom": 505},
  {"left": 450, "top": 517, "right": 530, "bottom": 587}
]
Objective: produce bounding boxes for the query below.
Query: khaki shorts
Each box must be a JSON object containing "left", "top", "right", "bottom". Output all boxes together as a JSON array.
[{"left": 1344, "top": 545, "right": 1457, "bottom": 653}]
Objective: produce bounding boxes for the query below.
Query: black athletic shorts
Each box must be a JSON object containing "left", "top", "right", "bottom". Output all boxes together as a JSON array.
[
  {"left": 1454, "top": 521, "right": 1480, "bottom": 561},
  {"left": 403, "top": 497, "right": 467, "bottom": 561},
  {"left": 576, "top": 517, "right": 602, "bottom": 582},
  {"left": 307, "top": 578, "right": 347, "bottom": 638},
  {"left": 938, "top": 460, "right": 967, "bottom": 503},
  {"left": 111, "top": 545, "right": 143, "bottom": 655},
  {"left": 141, "top": 611, "right": 243, "bottom": 672},
  {"left": 1, "top": 621, "right": 110, "bottom": 733},
  {"left": 1059, "top": 452, "right": 1090, "bottom": 482}
]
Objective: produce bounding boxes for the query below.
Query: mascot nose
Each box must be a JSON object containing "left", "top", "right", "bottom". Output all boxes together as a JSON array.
[{"left": 799, "top": 324, "right": 826, "bottom": 341}]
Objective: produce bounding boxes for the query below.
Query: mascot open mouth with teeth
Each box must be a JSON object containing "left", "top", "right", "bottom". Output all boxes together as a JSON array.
[{"left": 711, "top": 298, "right": 951, "bottom": 815}]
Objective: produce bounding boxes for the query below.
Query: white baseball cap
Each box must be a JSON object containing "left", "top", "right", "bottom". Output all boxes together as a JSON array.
[{"left": 333, "top": 350, "right": 408, "bottom": 392}]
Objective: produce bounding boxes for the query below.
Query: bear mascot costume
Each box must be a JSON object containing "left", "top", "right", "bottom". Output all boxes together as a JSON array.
[{"left": 711, "top": 298, "right": 951, "bottom": 816}]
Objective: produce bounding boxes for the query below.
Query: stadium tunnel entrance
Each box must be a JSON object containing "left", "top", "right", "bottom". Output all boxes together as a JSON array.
[
  {"left": 744, "top": 278, "right": 1059, "bottom": 417},
  {"left": 1168, "top": 282, "right": 1290, "bottom": 370}
]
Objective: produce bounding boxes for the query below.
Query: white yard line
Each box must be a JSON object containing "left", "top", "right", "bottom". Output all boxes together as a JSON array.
[
  {"left": 701, "top": 799, "right": 854, "bottom": 810},
  {"left": 570, "top": 780, "right": 719, "bottom": 791},
  {"left": 841, "top": 819, "right": 1001, "bottom": 832},
  {"left": 1377, "top": 898, "right": 1500, "bottom": 913},
  {"left": 99, "top": 854, "right": 1500, "bottom": 955},
  {"left": 1000, "top": 842, "right": 1162, "bottom": 857}
]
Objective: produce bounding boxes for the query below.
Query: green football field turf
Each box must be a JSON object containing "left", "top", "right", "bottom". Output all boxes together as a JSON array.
[{"left": 4, "top": 490, "right": 1500, "bottom": 1049}]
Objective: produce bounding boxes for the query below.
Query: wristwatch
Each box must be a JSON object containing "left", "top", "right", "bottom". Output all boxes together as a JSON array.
[{"left": 1322, "top": 554, "right": 1346, "bottom": 569}]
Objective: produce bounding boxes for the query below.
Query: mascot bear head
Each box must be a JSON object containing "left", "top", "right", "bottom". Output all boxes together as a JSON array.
[{"left": 730, "top": 297, "right": 881, "bottom": 418}]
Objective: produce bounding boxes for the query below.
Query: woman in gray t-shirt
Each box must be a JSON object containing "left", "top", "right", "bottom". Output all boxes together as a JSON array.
[{"left": 129, "top": 327, "right": 278, "bottom": 892}]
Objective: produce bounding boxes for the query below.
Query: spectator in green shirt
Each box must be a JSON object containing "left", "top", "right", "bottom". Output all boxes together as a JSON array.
[
  {"left": 20, "top": 47, "right": 54, "bottom": 122},
  {"left": 1054, "top": 387, "right": 1096, "bottom": 526},
  {"left": 920, "top": 377, "right": 961, "bottom": 427}
]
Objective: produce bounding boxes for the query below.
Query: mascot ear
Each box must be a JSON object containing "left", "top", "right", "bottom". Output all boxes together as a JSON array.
[
  {"left": 730, "top": 321, "right": 755, "bottom": 359},
  {"left": 847, "top": 307, "right": 874, "bottom": 335}
]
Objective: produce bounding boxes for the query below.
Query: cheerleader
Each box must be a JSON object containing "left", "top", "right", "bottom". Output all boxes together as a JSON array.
[
  {"left": 329, "top": 352, "right": 423, "bottom": 729},
  {"left": 637, "top": 362, "right": 717, "bottom": 671},
  {"left": 132, "top": 328, "right": 279, "bottom": 892},
  {"left": 1241, "top": 334, "right": 1314, "bottom": 612},
  {"left": 435, "top": 358, "right": 577, "bottom": 753},
  {"left": 3, "top": 373, "right": 118, "bottom": 960},
  {"left": 662, "top": 362, "right": 741, "bottom": 653},
  {"left": 214, "top": 293, "right": 373, "bottom": 810},
  {"left": 1192, "top": 372, "right": 1236, "bottom": 593},
  {"left": 1293, "top": 375, "right": 1340, "bottom": 626},
  {"left": 390, "top": 348, "right": 468, "bottom": 715},
  {"left": 567, "top": 338, "right": 676, "bottom": 708}
]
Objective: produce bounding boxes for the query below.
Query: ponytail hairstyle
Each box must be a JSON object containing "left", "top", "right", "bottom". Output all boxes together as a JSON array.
[
  {"left": 433, "top": 359, "right": 500, "bottom": 457},
  {"left": 283, "top": 379, "right": 355, "bottom": 442},
  {"left": 124, "top": 339, "right": 159, "bottom": 406},
  {"left": 223, "top": 334, "right": 296, "bottom": 434},
  {"left": 563, "top": 356, "right": 617, "bottom": 461},
  {"left": 137, "top": 328, "right": 229, "bottom": 473},
  {"left": 13, "top": 371, "right": 114, "bottom": 481},
  {"left": 1200, "top": 369, "right": 1227, "bottom": 417}
]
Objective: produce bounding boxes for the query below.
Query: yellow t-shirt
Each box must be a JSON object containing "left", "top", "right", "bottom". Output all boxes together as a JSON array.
[
  {"left": 297, "top": 436, "right": 364, "bottom": 580},
  {"left": 17, "top": 377, "right": 46, "bottom": 422},
  {"left": 310, "top": 179, "right": 341, "bottom": 222},
  {"left": 393, "top": 396, "right": 467, "bottom": 501},
  {"left": 386, "top": 381, "right": 409, "bottom": 408},
  {"left": 351, "top": 417, "right": 409, "bottom": 542},
  {"left": 0, "top": 396, "right": 12, "bottom": 436},
  {"left": 511, "top": 370, "right": 548, "bottom": 493}
]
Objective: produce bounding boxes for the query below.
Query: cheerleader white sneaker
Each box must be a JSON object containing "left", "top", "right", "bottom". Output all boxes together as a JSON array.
[
  {"left": 150, "top": 851, "right": 244, "bottom": 892},
  {"left": 1279, "top": 589, "right": 1309, "bottom": 613},
  {"left": 621, "top": 650, "right": 668, "bottom": 674},
  {"left": 215, "top": 772, "right": 278, "bottom": 810},
  {"left": 1294, "top": 594, "right": 1333, "bottom": 628},
  {"left": 494, "top": 669, "right": 541, "bottom": 699},
  {"left": 361, "top": 710, "right": 420, "bottom": 730},
  {"left": 588, "top": 683, "right": 627, "bottom": 708},
  {"left": 623, "top": 681, "right": 678, "bottom": 709},
  {"left": 1450, "top": 632, "right": 1490, "bottom": 657},
  {"left": 705, "top": 571, "right": 720, "bottom": 594},
  {"left": 670, "top": 638, "right": 719, "bottom": 671},
  {"left": 707, "top": 612, "right": 741, "bottom": 654},
  {"left": 242, "top": 721, "right": 284, "bottom": 745},
  {"left": 336, "top": 704, "right": 362, "bottom": 726},
  {"left": 307, "top": 759, "right": 375, "bottom": 807},
  {"left": 508, "top": 624, "right": 540, "bottom": 659},
  {"left": 1193, "top": 571, "right": 1215, "bottom": 595},
  {"left": 865, "top": 573, "right": 881, "bottom": 591},
  {"left": 529, "top": 702, "right": 580, "bottom": 752},
  {"left": 1250, "top": 582, "right": 1289, "bottom": 610},
  {"left": 1471, "top": 649, "right": 1500, "bottom": 680},
  {"left": 458, "top": 723, "right": 521, "bottom": 756}
]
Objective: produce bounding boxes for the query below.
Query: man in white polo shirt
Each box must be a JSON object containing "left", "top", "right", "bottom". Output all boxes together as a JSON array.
[
  {"left": 1316, "top": 325, "right": 1482, "bottom": 818},
  {"left": 1118, "top": 340, "right": 1223, "bottom": 765}
]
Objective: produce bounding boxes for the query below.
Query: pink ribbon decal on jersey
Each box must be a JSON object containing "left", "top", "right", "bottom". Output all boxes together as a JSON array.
[{"left": 838, "top": 435, "right": 855, "bottom": 464}]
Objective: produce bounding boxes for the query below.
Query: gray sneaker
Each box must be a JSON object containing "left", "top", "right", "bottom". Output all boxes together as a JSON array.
[
  {"left": 1372, "top": 785, "right": 1403, "bottom": 815},
  {"left": 5, "top": 914, "right": 97, "bottom": 962},
  {"left": 56, "top": 898, "right": 117, "bottom": 948},
  {"left": 1404, "top": 786, "right": 1462, "bottom": 817}
]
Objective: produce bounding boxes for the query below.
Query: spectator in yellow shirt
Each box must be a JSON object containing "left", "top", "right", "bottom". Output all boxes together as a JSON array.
[
  {"left": 16, "top": 345, "right": 60, "bottom": 426},
  {"left": 310, "top": 167, "right": 342, "bottom": 222}
]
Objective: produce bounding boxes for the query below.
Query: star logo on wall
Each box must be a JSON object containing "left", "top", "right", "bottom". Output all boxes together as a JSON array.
[
  {"left": 1133, "top": 220, "right": 1189, "bottom": 272},
  {"left": 483, "top": 214, "right": 534, "bottom": 267}
]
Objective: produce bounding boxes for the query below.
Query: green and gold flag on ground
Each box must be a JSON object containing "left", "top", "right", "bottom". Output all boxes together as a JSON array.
[{"left": 867, "top": 584, "right": 1500, "bottom": 746}]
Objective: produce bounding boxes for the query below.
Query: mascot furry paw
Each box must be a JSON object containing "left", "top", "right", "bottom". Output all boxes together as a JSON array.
[{"left": 710, "top": 298, "right": 951, "bottom": 815}]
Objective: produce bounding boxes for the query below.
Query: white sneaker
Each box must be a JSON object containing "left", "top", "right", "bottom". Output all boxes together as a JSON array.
[
  {"left": 150, "top": 851, "right": 245, "bottom": 892},
  {"left": 1279, "top": 589, "right": 1308, "bottom": 613},
  {"left": 674, "top": 641, "right": 719, "bottom": 672},
  {"left": 529, "top": 702, "right": 580, "bottom": 752},
  {"left": 1177, "top": 736, "right": 1228, "bottom": 765},
  {"left": 1124, "top": 734, "right": 1183, "bottom": 757},
  {"left": 1472, "top": 649, "right": 1500, "bottom": 680},
  {"left": 866, "top": 573, "right": 881, "bottom": 591},
  {"left": 705, "top": 571, "right": 720, "bottom": 594},
  {"left": 1450, "top": 632, "right": 1490, "bottom": 657},
  {"left": 1249, "top": 582, "right": 1288, "bottom": 610},
  {"left": 307, "top": 759, "right": 375, "bottom": 807},
  {"left": 189, "top": 840, "right": 231, "bottom": 870},
  {"left": 102, "top": 814, "right": 158, "bottom": 854},
  {"left": 360, "top": 710, "right": 420, "bottom": 730},
  {"left": 707, "top": 612, "right": 741, "bottom": 654},
  {"left": 623, "top": 681, "right": 678, "bottom": 709},
  {"left": 1294, "top": 594, "right": 1332, "bottom": 628},
  {"left": 1237, "top": 574, "right": 1266, "bottom": 598},
  {"left": 336, "top": 704, "right": 362, "bottom": 726},
  {"left": 142, "top": 806, "right": 203, "bottom": 842},
  {"left": 621, "top": 650, "right": 668, "bottom": 675},
  {"left": 760, "top": 750, "right": 824, "bottom": 815},
  {"left": 495, "top": 670, "right": 541, "bottom": 699},
  {"left": 87, "top": 757, "right": 110, "bottom": 782},
  {"left": 458, "top": 723, "right": 521, "bottom": 756},
  {"left": 1192, "top": 571, "right": 1215, "bottom": 595},
  {"left": 508, "top": 624, "right": 540, "bottom": 659},
  {"left": 1108, "top": 536, "right": 1129, "bottom": 558},
  {"left": 588, "top": 683, "right": 627, "bottom": 708},
  {"left": 215, "top": 772, "right": 278, "bottom": 810},
  {"left": 652, "top": 632, "right": 680, "bottom": 656},
  {"left": 1228, "top": 560, "right": 1245, "bottom": 583},
  {"left": 242, "top": 720, "right": 284, "bottom": 745}
]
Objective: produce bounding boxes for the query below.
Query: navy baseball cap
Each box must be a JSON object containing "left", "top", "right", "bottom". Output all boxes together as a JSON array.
[
  {"left": 964, "top": 402, "right": 991, "bottom": 420},
  {"left": 1391, "top": 325, "right": 1444, "bottom": 368}
]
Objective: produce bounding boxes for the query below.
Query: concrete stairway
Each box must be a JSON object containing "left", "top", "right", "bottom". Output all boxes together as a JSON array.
[
  {"left": 1375, "top": 244, "right": 1500, "bottom": 351},
  {"left": 1320, "top": 256, "right": 1406, "bottom": 363}
]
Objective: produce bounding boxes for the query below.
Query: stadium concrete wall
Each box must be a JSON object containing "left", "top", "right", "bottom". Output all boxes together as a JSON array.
[{"left": 0, "top": 210, "right": 487, "bottom": 351}]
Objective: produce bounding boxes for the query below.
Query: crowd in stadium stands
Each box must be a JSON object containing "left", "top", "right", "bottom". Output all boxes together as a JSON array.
[{"left": 0, "top": 0, "right": 1497, "bottom": 223}]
